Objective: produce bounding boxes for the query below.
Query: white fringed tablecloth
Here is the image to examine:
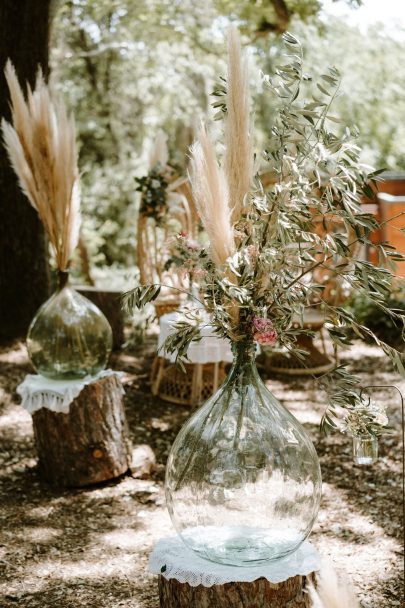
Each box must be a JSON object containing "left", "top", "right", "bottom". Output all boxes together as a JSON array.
[
  {"left": 158, "top": 312, "right": 233, "bottom": 364},
  {"left": 17, "top": 369, "right": 124, "bottom": 414}
]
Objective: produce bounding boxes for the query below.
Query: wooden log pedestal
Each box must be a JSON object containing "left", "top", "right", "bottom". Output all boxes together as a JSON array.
[
  {"left": 30, "top": 374, "right": 131, "bottom": 488},
  {"left": 149, "top": 536, "right": 320, "bottom": 608},
  {"left": 158, "top": 573, "right": 314, "bottom": 607}
]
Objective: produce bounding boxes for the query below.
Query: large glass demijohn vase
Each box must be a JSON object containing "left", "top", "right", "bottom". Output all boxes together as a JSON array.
[
  {"left": 27, "top": 271, "right": 113, "bottom": 380},
  {"left": 165, "top": 342, "right": 322, "bottom": 566}
]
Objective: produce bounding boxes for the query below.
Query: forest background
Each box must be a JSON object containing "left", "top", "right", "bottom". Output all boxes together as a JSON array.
[{"left": 49, "top": 0, "right": 405, "bottom": 282}]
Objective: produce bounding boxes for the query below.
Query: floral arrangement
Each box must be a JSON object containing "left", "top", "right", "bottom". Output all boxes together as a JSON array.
[
  {"left": 135, "top": 165, "right": 169, "bottom": 225},
  {"left": 136, "top": 131, "right": 186, "bottom": 225},
  {"left": 124, "top": 28, "right": 405, "bottom": 437},
  {"left": 164, "top": 232, "right": 205, "bottom": 282},
  {"left": 136, "top": 131, "right": 198, "bottom": 288}
]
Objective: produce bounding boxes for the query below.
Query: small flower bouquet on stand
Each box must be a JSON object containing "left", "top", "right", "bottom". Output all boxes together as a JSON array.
[
  {"left": 125, "top": 26, "right": 405, "bottom": 570},
  {"left": 135, "top": 131, "right": 199, "bottom": 318}
]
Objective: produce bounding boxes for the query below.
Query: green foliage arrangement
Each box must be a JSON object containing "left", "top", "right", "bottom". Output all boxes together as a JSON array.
[{"left": 124, "top": 31, "right": 405, "bottom": 440}]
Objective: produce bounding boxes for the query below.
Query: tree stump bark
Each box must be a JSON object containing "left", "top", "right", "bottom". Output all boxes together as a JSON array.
[
  {"left": 158, "top": 574, "right": 314, "bottom": 608},
  {"left": 32, "top": 375, "right": 131, "bottom": 488}
]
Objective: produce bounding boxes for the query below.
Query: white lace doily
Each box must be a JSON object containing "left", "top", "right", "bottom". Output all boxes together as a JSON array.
[
  {"left": 149, "top": 535, "right": 320, "bottom": 587},
  {"left": 17, "top": 370, "right": 124, "bottom": 414}
]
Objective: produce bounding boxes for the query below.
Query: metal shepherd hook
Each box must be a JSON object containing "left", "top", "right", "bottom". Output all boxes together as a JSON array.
[{"left": 359, "top": 385, "right": 404, "bottom": 602}]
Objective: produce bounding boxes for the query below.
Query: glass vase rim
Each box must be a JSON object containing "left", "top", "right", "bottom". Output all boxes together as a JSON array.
[{"left": 352, "top": 432, "right": 378, "bottom": 440}]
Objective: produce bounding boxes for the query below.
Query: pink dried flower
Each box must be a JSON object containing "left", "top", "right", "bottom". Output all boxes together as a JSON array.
[
  {"left": 253, "top": 316, "right": 272, "bottom": 332},
  {"left": 253, "top": 316, "right": 278, "bottom": 345},
  {"left": 254, "top": 330, "right": 278, "bottom": 345}
]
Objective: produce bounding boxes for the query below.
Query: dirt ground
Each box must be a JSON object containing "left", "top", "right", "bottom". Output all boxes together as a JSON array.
[{"left": 0, "top": 337, "right": 403, "bottom": 608}]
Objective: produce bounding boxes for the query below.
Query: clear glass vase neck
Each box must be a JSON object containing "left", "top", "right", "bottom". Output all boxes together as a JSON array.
[
  {"left": 227, "top": 341, "right": 259, "bottom": 387},
  {"left": 57, "top": 270, "right": 70, "bottom": 290}
]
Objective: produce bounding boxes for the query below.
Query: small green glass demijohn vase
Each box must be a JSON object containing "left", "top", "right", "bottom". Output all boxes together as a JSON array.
[
  {"left": 27, "top": 271, "right": 113, "bottom": 380},
  {"left": 165, "top": 341, "right": 322, "bottom": 566}
]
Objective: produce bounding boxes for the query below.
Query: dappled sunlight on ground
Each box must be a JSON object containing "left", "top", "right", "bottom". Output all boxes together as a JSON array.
[
  {"left": 0, "top": 406, "right": 32, "bottom": 431},
  {"left": 0, "top": 338, "right": 403, "bottom": 606},
  {"left": 0, "top": 341, "right": 29, "bottom": 364}
]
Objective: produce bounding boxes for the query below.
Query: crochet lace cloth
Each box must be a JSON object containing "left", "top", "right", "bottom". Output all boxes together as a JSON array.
[
  {"left": 17, "top": 370, "right": 124, "bottom": 414},
  {"left": 149, "top": 534, "right": 320, "bottom": 587}
]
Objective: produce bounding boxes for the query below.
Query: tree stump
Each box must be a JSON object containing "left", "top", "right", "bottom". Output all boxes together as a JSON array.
[
  {"left": 32, "top": 375, "right": 131, "bottom": 487},
  {"left": 158, "top": 574, "right": 314, "bottom": 607}
]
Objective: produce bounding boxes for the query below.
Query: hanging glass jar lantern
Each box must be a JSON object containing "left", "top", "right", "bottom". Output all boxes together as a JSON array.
[
  {"left": 165, "top": 342, "right": 322, "bottom": 566},
  {"left": 27, "top": 271, "right": 113, "bottom": 380},
  {"left": 352, "top": 434, "right": 379, "bottom": 465}
]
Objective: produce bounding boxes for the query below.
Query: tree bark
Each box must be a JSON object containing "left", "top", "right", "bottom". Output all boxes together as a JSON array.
[
  {"left": 256, "top": 0, "right": 291, "bottom": 35},
  {"left": 158, "top": 574, "right": 314, "bottom": 608},
  {"left": 0, "top": 1, "right": 53, "bottom": 342},
  {"left": 77, "top": 234, "right": 95, "bottom": 286},
  {"left": 76, "top": 286, "right": 125, "bottom": 350},
  {"left": 32, "top": 375, "right": 131, "bottom": 487}
]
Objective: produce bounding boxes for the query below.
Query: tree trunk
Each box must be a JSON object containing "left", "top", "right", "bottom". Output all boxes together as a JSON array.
[
  {"left": 77, "top": 234, "right": 95, "bottom": 286},
  {"left": 158, "top": 574, "right": 314, "bottom": 608},
  {"left": 0, "top": 1, "right": 53, "bottom": 342},
  {"left": 76, "top": 286, "right": 125, "bottom": 350},
  {"left": 32, "top": 375, "right": 131, "bottom": 487}
]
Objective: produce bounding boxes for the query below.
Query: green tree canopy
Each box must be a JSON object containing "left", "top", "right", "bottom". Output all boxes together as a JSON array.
[{"left": 50, "top": 0, "right": 404, "bottom": 272}]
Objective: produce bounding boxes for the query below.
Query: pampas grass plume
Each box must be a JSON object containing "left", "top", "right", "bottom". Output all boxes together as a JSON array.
[
  {"left": 189, "top": 125, "right": 235, "bottom": 267},
  {"left": 224, "top": 25, "right": 253, "bottom": 224},
  {"left": 309, "top": 561, "right": 360, "bottom": 608},
  {"left": 2, "top": 59, "right": 80, "bottom": 272}
]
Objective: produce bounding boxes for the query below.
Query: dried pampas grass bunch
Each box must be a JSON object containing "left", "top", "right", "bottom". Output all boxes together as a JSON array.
[
  {"left": 189, "top": 127, "right": 235, "bottom": 267},
  {"left": 309, "top": 562, "right": 360, "bottom": 608},
  {"left": 224, "top": 25, "right": 254, "bottom": 223},
  {"left": 2, "top": 60, "right": 80, "bottom": 272},
  {"left": 188, "top": 25, "right": 252, "bottom": 270}
]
